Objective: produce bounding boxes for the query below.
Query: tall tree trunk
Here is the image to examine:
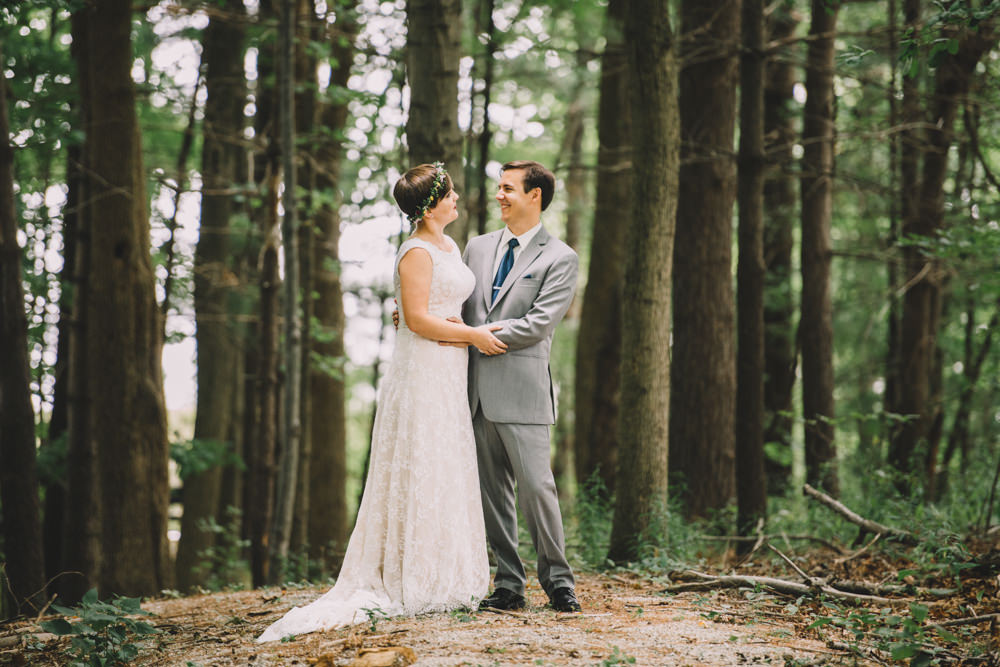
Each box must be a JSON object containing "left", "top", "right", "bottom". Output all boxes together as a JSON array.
[
  {"left": 268, "top": 0, "right": 305, "bottom": 584},
  {"left": 574, "top": 0, "right": 630, "bottom": 497},
  {"left": 247, "top": 0, "right": 281, "bottom": 587},
  {"left": 889, "top": 19, "right": 998, "bottom": 489},
  {"left": 42, "top": 142, "right": 80, "bottom": 590},
  {"left": 292, "top": 0, "right": 319, "bottom": 558},
  {"left": 669, "top": 0, "right": 739, "bottom": 519},
  {"left": 762, "top": 10, "right": 798, "bottom": 495},
  {"left": 0, "top": 51, "right": 45, "bottom": 615},
  {"left": 799, "top": 0, "right": 840, "bottom": 495},
  {"left": 176, "top": 0, "right": 246, "bottom": 591},
  {"left": 306, "top": 0, "right": 357, "bottom": 575},
  {"left": 61, "top": 8, "right": 101, "bottom": 605},
  {"left": 405, "top": 0, "right": 466, "bottom": 245},
  {"left": 608, "top": 0, "right": 677, "bottom": 564},
  {"left": 471, "top": 0, "right": 496, "bottom": 238},
  {"left": 68, "top": 0, "right": 172, "bottom": 597},
  {"left": 736, "top": 0, "right": 766, "bottom": 537}
]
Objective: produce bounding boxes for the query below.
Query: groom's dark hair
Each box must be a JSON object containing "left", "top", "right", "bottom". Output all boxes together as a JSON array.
[{"left": 501, "top": 160, "right": 555, "bottom": 211}]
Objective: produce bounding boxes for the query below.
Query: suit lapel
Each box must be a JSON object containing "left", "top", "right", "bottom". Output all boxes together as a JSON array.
[{"left": 488, "top": 225, "right": 550, "bottom": 312}]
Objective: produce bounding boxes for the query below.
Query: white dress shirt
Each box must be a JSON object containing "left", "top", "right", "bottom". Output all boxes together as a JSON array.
[{"left": 491, "top": 222, "right": 542, "bottom": 281}]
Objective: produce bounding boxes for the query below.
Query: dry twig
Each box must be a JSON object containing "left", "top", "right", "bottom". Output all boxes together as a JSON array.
[{"left": 803, "top": 484, "right": 918, "bottom": 545}]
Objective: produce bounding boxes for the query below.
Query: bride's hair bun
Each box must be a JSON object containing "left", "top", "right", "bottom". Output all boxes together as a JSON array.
[{"left": 393, "top": 163, "right": 453, "bottom": 224}]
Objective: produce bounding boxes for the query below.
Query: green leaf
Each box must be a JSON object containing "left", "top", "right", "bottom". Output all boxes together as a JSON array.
[
  {"left": 890, "top": 642, "right": 919, "bottom": 660},
  {"left": 40, "top": 618, "right": 75, "bottom": 635},
  {"left": 935, "top": 627, "right": 959, "bottom": 642},
  {"left": 82, "top": 588, "right": 99, "bottom": 605},
  {"left": 909, "top": 602, "right": 929, "bottom": 624}
]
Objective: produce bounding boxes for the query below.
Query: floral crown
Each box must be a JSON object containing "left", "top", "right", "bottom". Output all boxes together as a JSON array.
[{"left": 408, "top": 161, "right": 449, "bottom": 224}]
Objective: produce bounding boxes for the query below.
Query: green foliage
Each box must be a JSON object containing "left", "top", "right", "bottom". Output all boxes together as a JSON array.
[
  {"left": 598, "top": 646, "right": 636, "bottom": 666},
  {"left": 809, "top": 600, "right": 961, "bottom": 665},
  {"left": 193, "top": 506, "right": 250, "bottom": 591},
  {"left": 39, "top": 589, "right": 158, "bottom": 667},
  {"left": 170, "top": 438, "right": 244, "bottom": 481},
  {"left": 361, "top": 605, "right": 389, "bottom": 633},
  {"left": 571, "top": 472, "right": 614, "bottom": 568}
]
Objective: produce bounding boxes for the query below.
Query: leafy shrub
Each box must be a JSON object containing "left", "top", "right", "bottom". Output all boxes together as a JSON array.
[{"left": 40, "top": 588, "right": 158, "bottom": 666}]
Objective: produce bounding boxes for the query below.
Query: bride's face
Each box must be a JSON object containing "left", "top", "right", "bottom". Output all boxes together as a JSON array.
[{"left": 429, "top": 189, "right": 460, "bottom": 225}]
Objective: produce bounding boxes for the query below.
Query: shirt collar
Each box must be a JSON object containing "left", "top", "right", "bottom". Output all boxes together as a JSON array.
[{"left": 500, "top": 221, "right": 542, "bottom": 249}]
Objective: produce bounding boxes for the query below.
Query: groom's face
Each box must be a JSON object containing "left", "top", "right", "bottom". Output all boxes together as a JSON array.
[{"left": 496, "top": 169, "right": 538, "bottom": 225}]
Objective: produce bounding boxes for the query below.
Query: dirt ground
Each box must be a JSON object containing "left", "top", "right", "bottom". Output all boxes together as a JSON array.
[{"left": 1, "top": 571, "right": 866, "bottom": 667}]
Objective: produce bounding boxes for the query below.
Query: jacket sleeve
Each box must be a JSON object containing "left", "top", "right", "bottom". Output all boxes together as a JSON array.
[{"left": 494, "top": 251, "right": 578, "bottom": 350}]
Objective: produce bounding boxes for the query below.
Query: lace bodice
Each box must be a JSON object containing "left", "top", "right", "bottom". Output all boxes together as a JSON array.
[{"left": 394, "top": 236, "right": 475, "bottom": 329}]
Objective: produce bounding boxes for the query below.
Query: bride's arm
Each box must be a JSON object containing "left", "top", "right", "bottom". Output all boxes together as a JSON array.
[{"left": 398, "top": 248, "right": 507, "bottom": 355}]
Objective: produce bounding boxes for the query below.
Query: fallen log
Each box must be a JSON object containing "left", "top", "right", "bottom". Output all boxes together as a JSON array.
[{"left": 802, "top": 484, "right": 918, "bottom": 545}]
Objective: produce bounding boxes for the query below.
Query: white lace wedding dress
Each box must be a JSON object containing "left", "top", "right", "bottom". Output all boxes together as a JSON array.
[{"left": 258, "top": 237, "right": 489, "bottom": 642}]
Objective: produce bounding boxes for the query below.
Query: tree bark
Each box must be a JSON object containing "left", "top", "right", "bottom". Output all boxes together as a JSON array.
[
  {"left": 574, "top": 0, "right": 630, "bottom": 497},
  {"left": 175, "top": 0, "right": 246, "bottom": 591},
  {"left": 736, "top": 0, "right": 767, "bottom": 537},
  {"left": 67, "top": 0, "right": 172, "bottom": 597},
  {"left": 405, "top": 0, "right": 466, "bottom": 246},
  {"left": 268, "top": 0, "right": 304, "bottom": 585},
  {"left": 762, "top": 10, "right": 799, "bottom": 495},
  {"left": 608, "top": 0, "right": 677, "bottom": 564},
  {"left": 0, "top": 48, "right": 45, "bottom": 615},
  {"left": 889, "top": 18, "right": 998, "bottom": 488},
  {"left": 799, "top": 0, "right": 840, "bottom": 495},
  {"left": 669, "top": 0, "right": 739, "bottom": 518},
  {"left": 247, "top": 0, "right": 281, "bottom": 587},
  {"left": 307, "top": 0, "right": 357, "bottom": 575},
  {"left": 471, "top": 0, "right": 496, "bottom": 238}
]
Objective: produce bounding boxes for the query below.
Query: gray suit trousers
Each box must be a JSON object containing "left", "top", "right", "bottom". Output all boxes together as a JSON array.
[{"left": 472, "top": 405, "right": 574, "bottom": 597}]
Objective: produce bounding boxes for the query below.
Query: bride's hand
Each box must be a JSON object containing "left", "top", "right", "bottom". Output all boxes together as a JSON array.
[{"left": 472, "top": 324, "right": 507, "bottom": 356}]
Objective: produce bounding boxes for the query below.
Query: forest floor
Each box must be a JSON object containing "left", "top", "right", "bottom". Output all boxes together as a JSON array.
[{"left": 5, "top": 538, "right": 1000, "bottom": 667}]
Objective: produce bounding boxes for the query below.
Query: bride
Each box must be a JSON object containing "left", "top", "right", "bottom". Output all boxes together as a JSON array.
[{"left": 258, "top": 163, "right": 506, "bottom": 642}]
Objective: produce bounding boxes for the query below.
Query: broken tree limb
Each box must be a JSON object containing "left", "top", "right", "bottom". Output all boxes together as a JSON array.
[
  {"left": 767, "top": 543, "right": 819, "bottom": 586},
  {"left": 802, "top": 484, "right": 918, "bottom": 545},
  {"left": 666, "top": 570, "right": 901, "bottom": 605}
]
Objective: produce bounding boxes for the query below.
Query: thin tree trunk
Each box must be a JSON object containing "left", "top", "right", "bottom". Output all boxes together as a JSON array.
[
  {"left": 175, "top": 0, "right": 246, "bottom": 591},
  {"left": 736, "top": 0, "right": 766, "bottom": 538},
  {"left": 405, "top": 0, "right": 466, "bottom": 246},
  {"left": 472, "top": 0, "right": 495, "bottom": 238},
  {"left": 608, "top": 0, "right": 677, "bottom": 564},
  {"left": 761, "top": 10, "right": 798, "bottom": 495},
  {"left": 42, "top": 138, "right": 81, "bottom": 591},
  {"left": 0, "top": 51, "right": 45, "bottom": 615},
  {"left": 307, "top": 0, "right": 357, "bottom": 575},
  {"left": 61, "top": 8, "right": 100, "bottom": 605},
  {"left": 574, "top": 0, "right": 630, "bottom": 497},
  {"left": 799, "top": 0, "right": 840, "bottom": 495},
  {"left": 268, "top": 0, "right": 304, "bottom": 584},
  {"left": 670, "top": 0, "right": 739, "bottom": 518},
  {"left": 889, "top": 19, "right": 999, "bottom": 488}
]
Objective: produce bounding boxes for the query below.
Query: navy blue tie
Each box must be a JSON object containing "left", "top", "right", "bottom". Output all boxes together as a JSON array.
[{"left": 491, "top": 238, "right": 519, "bottom": 304}]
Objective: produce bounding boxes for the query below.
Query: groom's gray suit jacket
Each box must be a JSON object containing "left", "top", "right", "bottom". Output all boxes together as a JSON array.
[{"left": 462, "top": 225, "right": 578, "bottom": 424}]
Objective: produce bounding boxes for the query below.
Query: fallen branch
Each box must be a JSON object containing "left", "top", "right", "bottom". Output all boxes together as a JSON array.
[
  {"left": 936, "top": 613, "right": 1000, "bottom": 628},
  {"left": 826, "top": 579, "right": 956, "bottom": 598},
  {"left": 803, "top": 484, "right": 918, "bottom": 545},
  {"left": 767, "top": 543, "right": 818, "bottom": 586},
  {"left": 667, "top": 570, "right": 901, "bottom": 605}
]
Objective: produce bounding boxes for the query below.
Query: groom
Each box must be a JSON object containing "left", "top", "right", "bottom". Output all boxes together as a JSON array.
[{"left": 462, "top": 160, "right": 580, "bottom": 613}]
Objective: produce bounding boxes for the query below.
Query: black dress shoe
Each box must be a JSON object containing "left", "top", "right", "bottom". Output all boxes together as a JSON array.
[
  {"left": 549, "top": 587, "right": 582, "bottom": 613},
  {"left": 478, "top": 588, "right": 526, "bottom": 611}
]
